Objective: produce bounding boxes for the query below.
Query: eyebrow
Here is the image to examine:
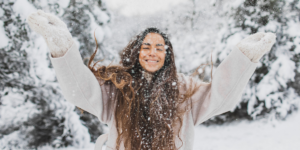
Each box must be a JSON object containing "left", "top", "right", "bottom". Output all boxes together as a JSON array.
[
  {"left": 142, "top": 43, "right": 151, "bottom": 46},
  {"left": 142, "top": 43, "right": 164, "bottom": 46}
]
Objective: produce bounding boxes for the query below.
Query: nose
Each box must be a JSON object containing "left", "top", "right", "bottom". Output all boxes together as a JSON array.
[{"left": 149, "top": 47, "right": 156, "bottom": 57}]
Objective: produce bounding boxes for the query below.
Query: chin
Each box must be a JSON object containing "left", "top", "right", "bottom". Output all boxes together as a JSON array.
[
  {"left": 145, "top": 67, "right": 159, "bottom": 73},
  {"left": 146, "top": 69, "right": 156, "bottom": 73}
]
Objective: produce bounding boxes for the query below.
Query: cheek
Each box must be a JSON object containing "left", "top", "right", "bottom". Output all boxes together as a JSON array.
[
  {"left": 158, "top": 53, "right": 166, "bottom": 67},
  {"left": 139, "top": 51, "right": 145, "bottom": 65},
  {"left": 139, "top": 50, "right": 148, "bottom": 58}
]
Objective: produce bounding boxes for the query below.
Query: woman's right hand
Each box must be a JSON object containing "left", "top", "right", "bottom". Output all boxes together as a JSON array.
[{"left": 27, "top": 10, "right": 73, "bottom": 57}]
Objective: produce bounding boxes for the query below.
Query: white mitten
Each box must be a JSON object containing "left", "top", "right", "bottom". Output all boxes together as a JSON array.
[
  {"left": 236, "top": 32, "right": 276, "bottom": 63},
  {"left": 27, "top": 10, "right": 73, "bottom": 58}
]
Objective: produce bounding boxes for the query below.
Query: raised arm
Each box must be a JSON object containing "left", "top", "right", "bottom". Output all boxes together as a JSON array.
[
  {"left": 190, "top": 32, "right": 276, "bottom": 126},
  {"left": 27, "top": 10, "right": 113, "bottom": 123}
]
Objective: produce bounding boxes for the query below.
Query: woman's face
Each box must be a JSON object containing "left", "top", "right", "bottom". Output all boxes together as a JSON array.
[{"left": 139, "top": 33, "right": 166, "bottom": 73}]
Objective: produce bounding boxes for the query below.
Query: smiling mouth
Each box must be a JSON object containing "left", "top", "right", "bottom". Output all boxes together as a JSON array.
[{"left": 145, "top": 60, "right": 159, "bottom": 63}]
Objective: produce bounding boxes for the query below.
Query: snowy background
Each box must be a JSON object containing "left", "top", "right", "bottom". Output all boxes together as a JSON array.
[{"left": 0, "top": 0, "right": 299, "bottom": 149}]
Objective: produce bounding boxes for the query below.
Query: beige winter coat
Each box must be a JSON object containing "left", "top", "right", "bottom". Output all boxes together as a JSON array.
[{"left": 50, "top": 43, "right": 258, "bottom": 150}]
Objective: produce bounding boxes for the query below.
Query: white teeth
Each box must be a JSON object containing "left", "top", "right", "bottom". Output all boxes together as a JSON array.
[{"left": 147, "top": 60, "right": 157, "bottom": 63}]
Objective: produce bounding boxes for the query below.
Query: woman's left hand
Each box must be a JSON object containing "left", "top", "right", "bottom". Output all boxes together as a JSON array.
[{"left": 236, "top": 32, "right": 276, "bottom": 63}]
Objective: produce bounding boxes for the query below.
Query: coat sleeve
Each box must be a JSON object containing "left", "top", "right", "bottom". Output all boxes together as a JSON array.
[
  {"left": 49, "top": 43, "right": 113, "bottom": 124},
  {"left": 190, "top": 46, "right": 258, "bottom": 126}
]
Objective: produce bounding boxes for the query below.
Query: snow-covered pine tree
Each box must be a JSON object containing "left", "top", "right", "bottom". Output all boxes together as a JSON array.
[
  {"left": 206, "top": 0, "right": 300, "bottom": 124},
  {"left": 160, "top": 0, "right": 222, "bottom": 81},
  {"left": 0, "top": 1, "right": 90, "bottom": 148},
  {"left": 0, "top": 0, "right": 111, "bottom": 148},
  {"left": 63, "top": 0, "right": 111, "bottom": 61}
]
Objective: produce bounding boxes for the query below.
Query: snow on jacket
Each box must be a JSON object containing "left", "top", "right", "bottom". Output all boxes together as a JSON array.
[{"left": 50, "top": 43, "right": 258, "bottom": 150}]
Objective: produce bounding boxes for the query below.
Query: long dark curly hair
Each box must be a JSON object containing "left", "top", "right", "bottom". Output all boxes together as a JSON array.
[{"left": 88, "top": 27, "right": 200, "bottom": 150}]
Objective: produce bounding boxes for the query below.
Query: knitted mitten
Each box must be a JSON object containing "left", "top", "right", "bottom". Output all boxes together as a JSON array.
[
  {"left": 236, "top": 32, "right": 276, "bottom": 63},
  {"left": 27, "top": 10, "right": 73, "bottom": 58}
]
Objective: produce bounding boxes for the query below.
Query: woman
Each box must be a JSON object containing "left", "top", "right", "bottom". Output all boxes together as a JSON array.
[{"left": 27, "top": 10, "right": 276, "bottom": 150}]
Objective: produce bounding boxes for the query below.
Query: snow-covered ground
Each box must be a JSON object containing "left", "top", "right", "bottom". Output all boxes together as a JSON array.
[
  {"left": 43, "top": 111, "right": 300, "bottom": 150},
  {"left": 194, "top": 111, "right": 300, "bottom": 150}
]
